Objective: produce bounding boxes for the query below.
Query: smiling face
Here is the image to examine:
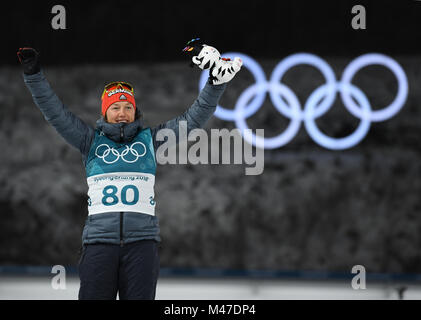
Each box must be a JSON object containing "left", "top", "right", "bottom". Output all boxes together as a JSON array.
[{"left": 105, "top": 101, "right": 136, "bottom": 123}]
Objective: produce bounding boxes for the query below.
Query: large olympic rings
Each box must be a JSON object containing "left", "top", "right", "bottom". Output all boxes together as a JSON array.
[
  {"left": 95, "top": 142, "right": 147, "bottom": 164},
  {"left": 199, "top": 53, "right": 408, "bottom": 150}
]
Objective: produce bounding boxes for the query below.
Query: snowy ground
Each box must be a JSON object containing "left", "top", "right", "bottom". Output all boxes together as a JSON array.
[{"left": 1, "top": 276, "right": 421, "bottom": 300}]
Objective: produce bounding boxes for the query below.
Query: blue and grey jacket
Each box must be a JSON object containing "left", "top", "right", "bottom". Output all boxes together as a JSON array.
[{"left": 23, "top": 70, "right": 226, "bottom": 245}]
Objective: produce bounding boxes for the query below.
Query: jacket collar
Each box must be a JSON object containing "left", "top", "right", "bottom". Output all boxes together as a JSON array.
[{"left": 95, "top": 117, "right": 144, "bottom": 143}]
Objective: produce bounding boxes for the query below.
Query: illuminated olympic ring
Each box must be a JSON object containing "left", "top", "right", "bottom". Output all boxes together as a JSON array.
[
  {"left": 199, "top": 53, "right": 408, "bottom": 150},
  {"left": 95, "top": 142, "right": 147, "bottom": 164}
]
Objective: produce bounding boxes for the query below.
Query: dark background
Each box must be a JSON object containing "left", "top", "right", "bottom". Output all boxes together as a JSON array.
[
  {"left": 1, "top": 0, "right": 421, "bottom": 65},
  {"left": 1, "top": 0, "right": 421, "bottom": 278}
]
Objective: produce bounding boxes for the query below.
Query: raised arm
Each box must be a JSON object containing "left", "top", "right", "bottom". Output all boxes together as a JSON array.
[
  {"left": 151, "top": 39, "right": 243, "bottom": 150},
  {"left": 18, "top": 48, "right": 94, "bottom": 157},
  {"left": 151, "top": 82, "right": 226, "bottom": 150}
]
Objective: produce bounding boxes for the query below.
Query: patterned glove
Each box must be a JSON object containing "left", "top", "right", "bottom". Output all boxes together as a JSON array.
[
  {"left": 209, "top": 57, "right": 243, "bottom": 85},
  {"left": 183, "top": 38, "right": 242, "bottom": 85}
]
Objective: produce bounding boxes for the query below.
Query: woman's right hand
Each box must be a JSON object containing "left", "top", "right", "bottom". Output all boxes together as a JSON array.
[{"left": 17, "top": 47, "right": 41, "bottom": 75}]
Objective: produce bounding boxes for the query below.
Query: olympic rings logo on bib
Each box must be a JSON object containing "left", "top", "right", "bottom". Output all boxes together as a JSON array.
[
  {"left": 199, "top": 53, "right": 408, "bottom": 150},
  {"left": 95, "top": 142, "right": 147, "bottom": 164}
]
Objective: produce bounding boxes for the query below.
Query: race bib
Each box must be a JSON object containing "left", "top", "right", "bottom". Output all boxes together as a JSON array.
[{"left": 87, "top": 172, "right": 156, "bottom": 216}]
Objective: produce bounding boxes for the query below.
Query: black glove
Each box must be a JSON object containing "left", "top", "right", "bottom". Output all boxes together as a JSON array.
[
  {"left": 17, "top": 47, "right": 41, "bottom": 75},
  {"left": 182, "top": 38, "right": 205, "bottom": 68}
]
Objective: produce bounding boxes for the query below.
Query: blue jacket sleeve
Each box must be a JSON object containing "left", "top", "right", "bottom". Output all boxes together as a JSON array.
[
  {"left": 150, "top": 82, "right": 227, "bottom": 151},
  {"left": 23, "top": 70, "right": 95, "bottom": 157}
]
